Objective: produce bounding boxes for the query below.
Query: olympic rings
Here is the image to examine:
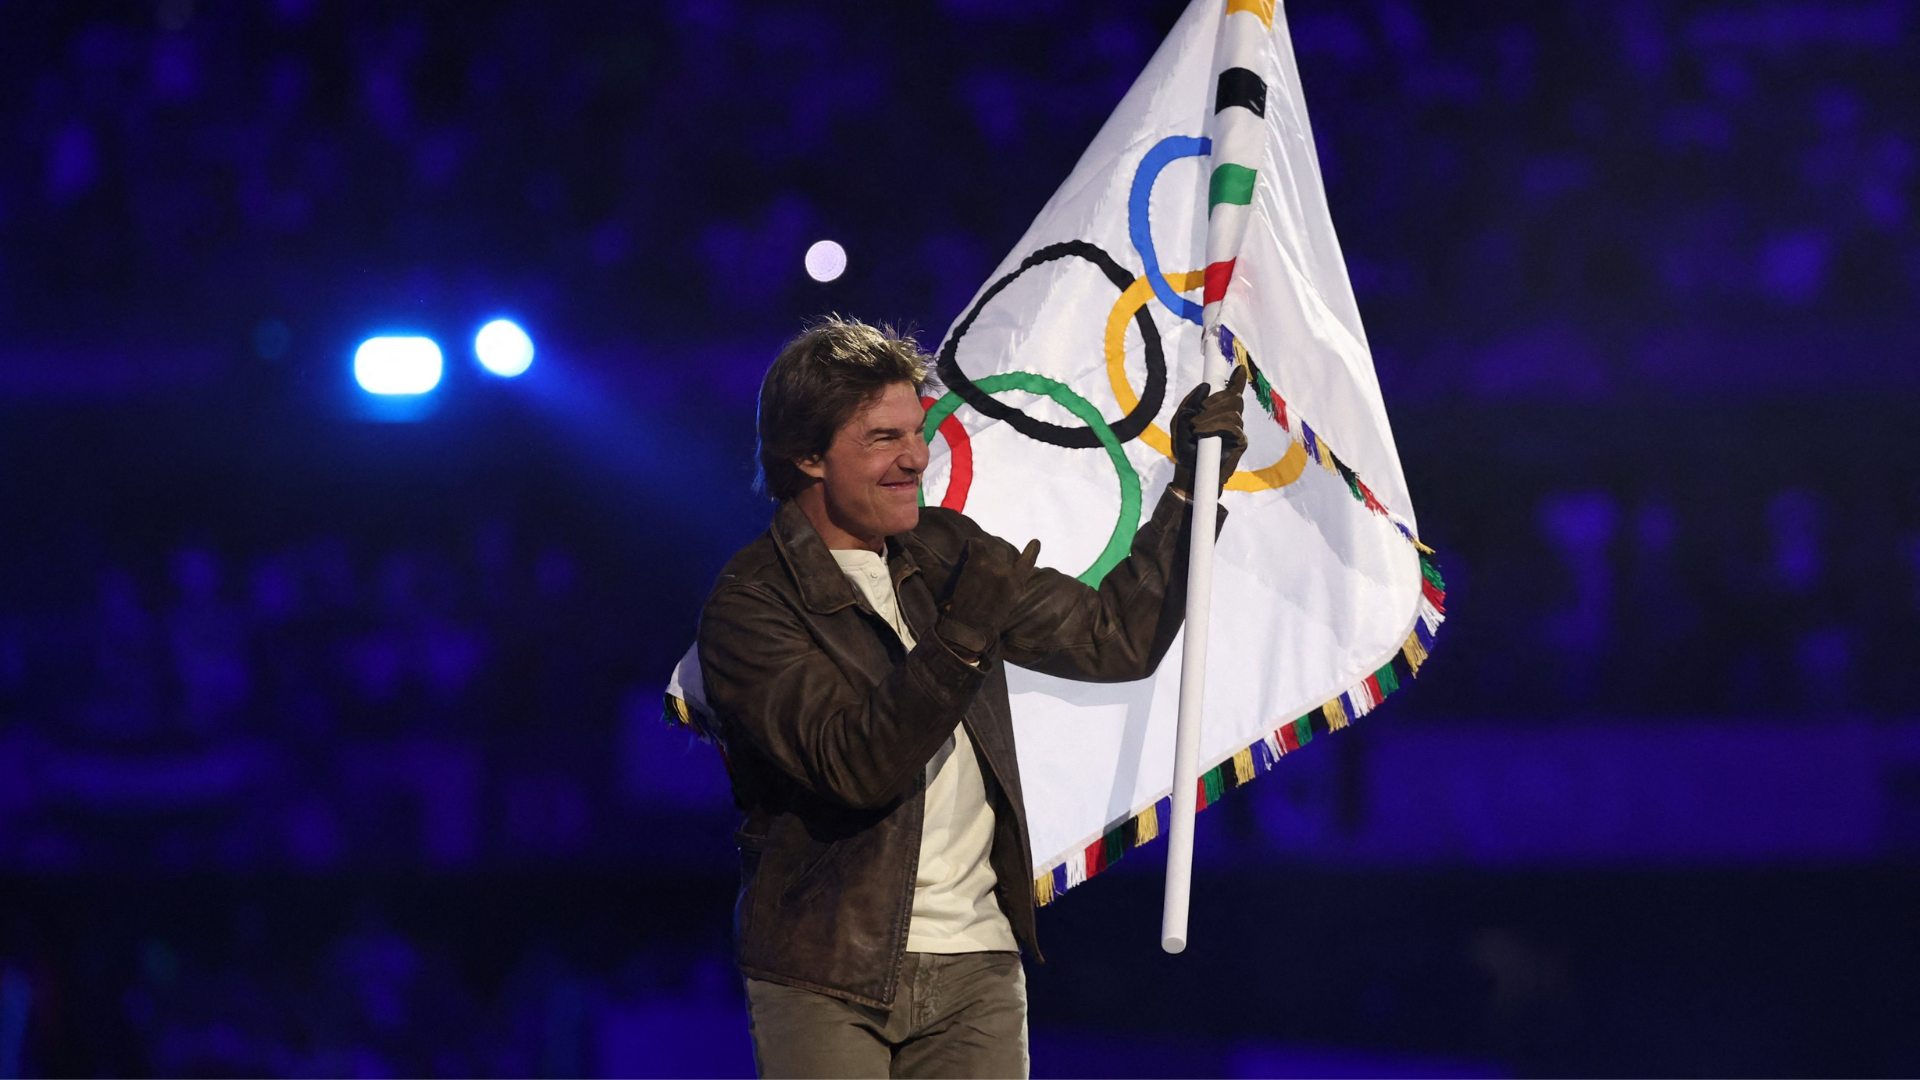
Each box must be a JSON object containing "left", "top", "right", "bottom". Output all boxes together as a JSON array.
[
  {"left": 925, "top": 132, "right": 1297, "bottom": 576},
  {"left": 1103, "top": 270, "right": 1308, "bottom": 493},
  {"left": 1128, "top": 135, "right": 1211, "bottom": 326},
  {"left": 921, "top": 372, "right": 1140, "bottom": 587},
  {"left": 937, "top": 240, "right": 1167, "bottom": 450},
  {"left": 919, "top": 395, "right": 972, "bottom": 511}
]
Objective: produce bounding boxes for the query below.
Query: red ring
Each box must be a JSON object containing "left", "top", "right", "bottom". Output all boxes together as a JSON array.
[{"left": 921, "top": 396, "right": 973, "bottom": 511}]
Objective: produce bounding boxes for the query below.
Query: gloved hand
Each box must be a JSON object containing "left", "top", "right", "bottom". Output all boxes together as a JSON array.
[
  {"left": 1170, "top": 364, "right": 1249, "bottom": 499},
  {"left": 936, "top": 536, "right": 1042, "bottom": 664}
]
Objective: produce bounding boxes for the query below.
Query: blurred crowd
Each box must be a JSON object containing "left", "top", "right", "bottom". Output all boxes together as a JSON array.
[
  {"left": 0, "top": 524, "right": 733, "bottom": 873},
  {"left": 6, "top": 897, "right": 752, "bottom": 1077},
  {"left": 1, "top": 0, "right": 1917, "bottom": 1074},
  {"left": 0, "top": 452, "right": 1914, "bottom": 874},
  {"left": 1416, "top": 475, "right": 1920, "bottom": 718},
  {"left": 1, "top": 0, "right": 1913, "bottom": 355}
]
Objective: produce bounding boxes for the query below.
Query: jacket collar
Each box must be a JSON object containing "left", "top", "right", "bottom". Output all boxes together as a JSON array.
[{"left": 770, "top": 500, "right": 921, "bottom": 616}]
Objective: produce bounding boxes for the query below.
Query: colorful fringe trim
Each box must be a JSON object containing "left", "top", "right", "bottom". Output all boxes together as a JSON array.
[
  {"left": 663, "top": 690, "right": 724, "bottom": 747},
  {"left": 663, "top": 693, "right": 695, "bottom": 729},
  {"left": 1028, "top": 326, "right": 1448, "bottom": 908},
  {"left": 1227, "top": 327, "right": 1411, "bottom": 537}
]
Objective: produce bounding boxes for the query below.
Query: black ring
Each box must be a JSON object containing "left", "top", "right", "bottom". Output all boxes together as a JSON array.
[{"left": 936, "top": 240, "right": 1167, "bottom": 450}]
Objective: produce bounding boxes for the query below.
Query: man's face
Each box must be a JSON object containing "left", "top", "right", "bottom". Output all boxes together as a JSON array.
[{"left": 798, "top": 381, "right": 929, "bottom": 548}]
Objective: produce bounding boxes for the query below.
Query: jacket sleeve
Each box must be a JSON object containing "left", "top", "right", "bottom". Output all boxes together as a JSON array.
[
  {"left": 936, "top": 486, "right": 1219, "bottom": 683},
  {"left": 697, "top": 581, "right": 987, "bottom": 810}
]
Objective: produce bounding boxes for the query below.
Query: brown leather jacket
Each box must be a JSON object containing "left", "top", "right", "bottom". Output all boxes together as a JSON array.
[{"left": 696, "top": 487, "right": 1210, "bottom": 1008}]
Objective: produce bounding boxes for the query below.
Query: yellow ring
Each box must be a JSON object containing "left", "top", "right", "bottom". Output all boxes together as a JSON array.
[
  {"left": 1226, "top": 0, "right": 1276, "bottom": 29},
  {"left": 1103, "top": 271, "right": 1307, "bottom": 492}
]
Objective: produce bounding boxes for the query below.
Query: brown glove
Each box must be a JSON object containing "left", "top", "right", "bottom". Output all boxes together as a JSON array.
[
  {"left": 1170, "top": 364, "right": 1249, "bottom": 499},
  {"left": 936, "top": 536, "right": 1042, "bottom": 664}
]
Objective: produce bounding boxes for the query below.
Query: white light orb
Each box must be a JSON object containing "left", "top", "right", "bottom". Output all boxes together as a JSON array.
[
  {"left": 804, "top": 239, "right": 847, "bottom": 283},
  {"left": 353, "top": 336, "right": 444, "bottom": 396},
  {"left": 474, "top": 318, "right": 535, "bottom": 377}
]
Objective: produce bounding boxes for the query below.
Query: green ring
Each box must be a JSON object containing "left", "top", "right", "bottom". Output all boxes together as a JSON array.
[{"left": 921, "top": 372, "right": 1141, "bottom": 587}]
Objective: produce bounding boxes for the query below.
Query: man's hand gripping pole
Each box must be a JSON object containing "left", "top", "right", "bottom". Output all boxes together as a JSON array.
[{"left": 1161, "top": 361, "right": 1246, "bottom": 954}]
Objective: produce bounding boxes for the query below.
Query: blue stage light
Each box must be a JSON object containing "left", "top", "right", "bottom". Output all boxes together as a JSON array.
[
  {"left": 474, "top": 319, "right": 535, "bottom": 377},
  {"left": 353, "top": 336, "right": 444, "bottom": 395}
]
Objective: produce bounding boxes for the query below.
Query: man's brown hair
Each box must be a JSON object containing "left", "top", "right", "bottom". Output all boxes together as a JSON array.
[{"left": 754, "top": 315, "right": 931, "bottom": 501}]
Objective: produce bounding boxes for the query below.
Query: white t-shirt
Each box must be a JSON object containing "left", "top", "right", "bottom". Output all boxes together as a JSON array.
[{"left": 831, "top": 547, "right": 1018, "bottom": 954}]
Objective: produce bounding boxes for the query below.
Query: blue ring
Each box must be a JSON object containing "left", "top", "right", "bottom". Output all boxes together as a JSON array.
[{"left": 1127, "top": 134, "right": 1212, "bottom": 326}]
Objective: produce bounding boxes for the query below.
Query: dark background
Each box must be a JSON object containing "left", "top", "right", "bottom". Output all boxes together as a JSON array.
[{"left": 2, "top": 0, "right": 1918, "bottom": 1076}]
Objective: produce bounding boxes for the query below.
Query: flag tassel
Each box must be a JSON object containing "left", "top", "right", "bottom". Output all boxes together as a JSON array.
[{"left": 1034, "top": 568, "right": 1446, "bottom": 908}]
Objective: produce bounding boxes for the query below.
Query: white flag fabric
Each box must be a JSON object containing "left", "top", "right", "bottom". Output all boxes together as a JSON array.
[{"left": 670, "top": 0, "right": 1444, "bottom": 907}]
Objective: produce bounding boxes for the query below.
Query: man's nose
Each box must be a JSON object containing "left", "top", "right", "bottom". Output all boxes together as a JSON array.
[{"left": 901, "top": 434, "right": 930, "bottom": 474}]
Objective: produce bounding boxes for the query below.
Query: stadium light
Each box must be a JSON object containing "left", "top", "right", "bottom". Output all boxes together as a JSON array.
[
  {"left": 474, "top": 318, "right": 535, "bottom": 377},
  {"left": 353, "top": 336, "right": 444, "bottom": 395},
  {"left": 805, "top": 240, "right": 847, "bottom": 283}
]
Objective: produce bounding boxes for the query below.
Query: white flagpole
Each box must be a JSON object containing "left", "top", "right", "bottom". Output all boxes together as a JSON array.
[
  {"left": 1163, "top": 0, "right": 1252, "bottom": 955},
  {"left": 1161, "top": 327, "right": 1232, "bottom": 954}
]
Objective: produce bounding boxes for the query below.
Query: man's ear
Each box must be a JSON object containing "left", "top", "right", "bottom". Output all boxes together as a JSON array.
[{"left": 795, "top": 455, "right": 827, "bottom": 481}]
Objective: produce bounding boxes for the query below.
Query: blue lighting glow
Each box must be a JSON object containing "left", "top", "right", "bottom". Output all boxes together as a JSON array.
[
  {"left": 353, "top": 336, "right": 444, "bottom": 395},
  {"left": 474, "top": 319, "right": 535, "bottom": 377}
]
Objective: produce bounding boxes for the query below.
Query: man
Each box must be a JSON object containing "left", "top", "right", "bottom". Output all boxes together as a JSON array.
[{"left": 697, "top": 316, "right": 1246, "bottom": 1078}]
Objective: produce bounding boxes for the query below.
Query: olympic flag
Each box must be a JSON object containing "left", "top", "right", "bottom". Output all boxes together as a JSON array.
[{"left": 668, "top": 0, "right": 1444, "bottom": 932}]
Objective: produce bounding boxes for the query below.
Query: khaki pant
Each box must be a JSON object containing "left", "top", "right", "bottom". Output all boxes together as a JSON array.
[{"left": 744, "top": 951, "right": 1028, "bottom": 1079}]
